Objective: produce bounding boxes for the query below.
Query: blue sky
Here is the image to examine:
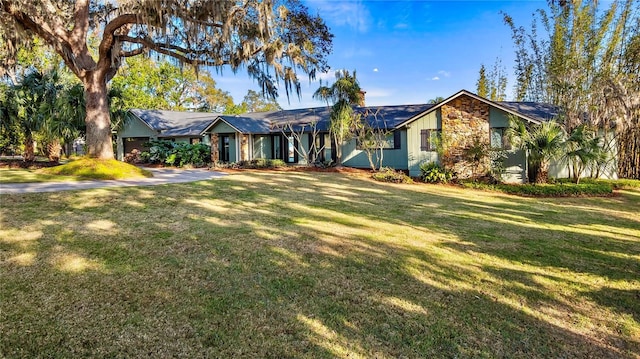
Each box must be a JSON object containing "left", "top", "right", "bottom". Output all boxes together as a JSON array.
[{"left": 215, "top": 1, "right": 548, "bottom": 109}]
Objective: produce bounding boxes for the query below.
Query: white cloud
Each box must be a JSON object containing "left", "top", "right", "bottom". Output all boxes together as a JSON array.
[
  {"left": 438, "top": 70, "right": 451, "bottom": 78},
  {"left": 316, "top": 70, "right": 336, "bottom": 81},
  {"left": 431, "top": 76, "right": 440, "bottom": 81},
  {"left": 373, "top": 68, "right": 379, "bottom": 72},
  {"left": 308, "top": 0, "right": 372, "bottom": 33}
]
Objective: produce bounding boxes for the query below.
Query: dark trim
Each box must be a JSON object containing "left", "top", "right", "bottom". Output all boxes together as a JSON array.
[
  {"left": 394, "top": 89, "right": 544, "bottom": 130},
  {"left": 220, "top": 134, "right": 231, "bottom": 162},
  {"left": 393, "top": 130, "right": 401, "bottom": 149},
  {"left": 271, "top": 134, "right": 283, "bottom": 160},
  {"left": 420, "top": 129, "right": 440, "bottom": 151}
]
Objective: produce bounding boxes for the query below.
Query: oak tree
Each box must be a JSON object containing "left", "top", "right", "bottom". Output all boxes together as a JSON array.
[{"left": 0, "top": 0, "right": 332, "bottom": 159}]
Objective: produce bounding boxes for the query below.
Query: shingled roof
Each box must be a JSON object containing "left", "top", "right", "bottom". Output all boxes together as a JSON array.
[
  {"left": 129, "top": 109, "right": 221, "bottom": 137},
  {"left": 497, "top": 102, "right": 561, "bottom": 123},
  {"left": 210, "top": 104, "right": 434, "bottom": 134},
  {"left": 128, "top": 91, "right": 561, "bottom": 137}
]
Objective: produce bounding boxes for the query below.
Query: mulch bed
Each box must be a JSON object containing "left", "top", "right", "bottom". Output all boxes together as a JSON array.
[{"left": 0, "top": 159, "right": 60, "bottom": 169}]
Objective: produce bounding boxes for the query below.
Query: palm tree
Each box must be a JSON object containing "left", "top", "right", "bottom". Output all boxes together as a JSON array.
[
  {"left": 507, "top": 118, "right": 565, "bottom": 183},
  {"left": 13, "top": 70, "right": 52, "bottom": 161},
  {"left": 563, "top": 125, "right": 603, "bottom": 184},
  {"left": 313, "top": 70, "right": 361, "bottom": 166}
]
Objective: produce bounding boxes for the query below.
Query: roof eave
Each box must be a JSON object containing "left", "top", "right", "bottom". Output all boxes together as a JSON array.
[
  {"left": 128, "top": 109, "right": 159, "bottom": 132},
  {"left": 203, "top": 116, "right": 244, "bottom": 134},
  {"left": 394, "top": 90, "right": 544, "bottom": 129}
]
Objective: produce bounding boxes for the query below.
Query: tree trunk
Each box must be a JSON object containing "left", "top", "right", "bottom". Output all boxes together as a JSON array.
[
  {"left": 23, "top": 133, "right": 35, "bottom": 162},
  {"left": 84, "top": 74, "right": 114, "bottom": 159},
  {"left": 47, "top": 140, "right": 62, "bottom": 162}
]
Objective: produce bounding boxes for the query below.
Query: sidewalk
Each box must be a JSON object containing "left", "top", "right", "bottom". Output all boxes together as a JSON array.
[{"left": 0, "top": 168, "right": 227, "bottom": 195}]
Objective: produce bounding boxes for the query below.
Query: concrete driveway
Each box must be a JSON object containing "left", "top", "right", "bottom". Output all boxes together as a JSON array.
[{"left": 0, "top": 168, "right": 227, "bottom": 195}]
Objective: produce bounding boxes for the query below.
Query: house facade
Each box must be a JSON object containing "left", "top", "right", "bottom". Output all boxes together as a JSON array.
[{"left": 117, "top": 90, "right": 590, "bottom": 183}]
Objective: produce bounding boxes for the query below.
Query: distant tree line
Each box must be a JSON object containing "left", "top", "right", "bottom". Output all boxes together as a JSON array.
[
  {"left": 477, "top": 0, "right": 639, "bottom": 179},
  {"left": 0, "top": 44, "right": 282, "bottom": 159}
]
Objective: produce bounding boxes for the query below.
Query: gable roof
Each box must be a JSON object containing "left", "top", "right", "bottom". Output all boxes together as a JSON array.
[
  {"left": 394, "top": 90, "right": 560, "bottom": 129},
  {"left": 128, "top": 109, "right": 221, "bottom": 137},
  {"left": 210, "top": 114, "right": 274, "bottom": 134},
  {"left": 127, "top": 90, "right": 561, "bottom": 137},
  {"left": 497, "top": 101, "right": 561, "bottom": 123},
  {"left": 207, "top": 104, "right": 434, "bottom": 134}
]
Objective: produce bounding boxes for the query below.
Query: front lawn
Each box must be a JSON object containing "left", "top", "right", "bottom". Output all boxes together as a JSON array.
[
  {"left": 1, "top": 172, "right": 638, "bottom": 358},
  {"left": 0, "top": 168, "right": 81, "bottom": 183}
]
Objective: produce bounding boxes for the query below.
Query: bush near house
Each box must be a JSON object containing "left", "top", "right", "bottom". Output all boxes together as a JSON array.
[
  {"left": 552, "top": 177, "right": 640, "bottom": 190},
  {"left": 419, "top": 161, "right": 454, "bottom": 184},
  {"left": 372, "top": 167, "right": 413, "bottom": 183},
  {"left": 139, "top": 140, "right": 210, "bottom": 167},
  {"left": 212, "top": 159, "right": 287, "bottom": 169},
  {"left": 462, "top": 181, "right": 614, "bottom": 197}
]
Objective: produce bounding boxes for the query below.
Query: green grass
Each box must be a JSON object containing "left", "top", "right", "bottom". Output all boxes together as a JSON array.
[
  {"left": 1, "top": 172, "right": 639, "bottom": 358},
  {"left": 40, "top": 158, "right": 152, "bottom": 180},
  {"left": 0, "top": 168, "right": 82, "bottom": 183}
]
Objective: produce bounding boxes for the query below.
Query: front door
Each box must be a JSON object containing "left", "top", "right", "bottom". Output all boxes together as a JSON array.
[{"left": 220, "top": 135, "right": 230, "bottom": 162}]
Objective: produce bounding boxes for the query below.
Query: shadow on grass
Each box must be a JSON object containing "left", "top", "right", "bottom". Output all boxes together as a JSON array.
[{"left": 1, "top": 171, "right": 639, "bottom": 357}]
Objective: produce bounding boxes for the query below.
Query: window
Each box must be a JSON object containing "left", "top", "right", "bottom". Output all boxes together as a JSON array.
[
  {"left": 323, "top": 133, "right": 333, "bottom": 162},
  {"left": 420, "top": 129, "right": 440, "bottom": 151},
  {"left": 490, "top": 128, "right": 511, "bottom": 150},
  {"left": 272, "top": 135, "right": 282, "bottom": 159},
  {"left": 356, "top": 131, "right": 401, "bottom": 150},
  {"left": 287, "top": 136, "right": 296, "bottom": 163},
  {"left": 190, "top": 138, "right": 201, "bottom": 144},
  {"left": 220, "top": 135, "right": 230, "bottom": 162}
]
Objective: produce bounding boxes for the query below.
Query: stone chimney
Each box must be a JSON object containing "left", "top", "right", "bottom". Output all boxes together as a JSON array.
[{"left": 357, "top": 90, "right": 366, "bottom": 107}]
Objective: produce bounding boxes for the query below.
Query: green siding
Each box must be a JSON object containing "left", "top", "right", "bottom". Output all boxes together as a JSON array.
[
  {"left": 489, "top": 107, "right": 511, "bottom": 128},
  {"left": 342, "top": 131, "right": 408, "bottom": 170},
  {"left": 119, "top": 114, "right": 158, "bottom": 138},
  {"left": 209, "top": 121, "right": 237, "bottom": 134},
  {"left": 407, "top": 109, "right": 441, "bottom": 177},
  {"left": 253, "top": 135, "right": 272, "bottom": 159},
  {"left": 490, "top": 108, "right": 526, "bottom": 183},
  {"left": 116, "top": 114, "right": 159, "bottom": 160},
  {"left": 202, "top": 135, "right": 211, "bottom": 145},
  {"left": 502, "top": 150, "right": 526, "bottom": 183}
]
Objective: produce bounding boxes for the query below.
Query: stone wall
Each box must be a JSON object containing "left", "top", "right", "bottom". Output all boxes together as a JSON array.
[
  {"left": 211, "top": 134, "right": 219, "bottom": 162},
  {"left": 441, "top": 95, "right": 490, "bottom": 178},
  {"left": 241, "top": 134, "right": 249, "bottom": 161}
]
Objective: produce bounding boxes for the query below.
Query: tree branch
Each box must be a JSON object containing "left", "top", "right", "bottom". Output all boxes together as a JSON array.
[
  {"left": 70, "top": 0, "right": 89, "bottom": 48},
  {"left": 117, "top": 35, "right": 232, "bottom": 67},
  {"left": 119, "top": 47, "right": 145, "bottom": 58},
  {"left": 95, "top": 13, "right": 138, "bottom": 80},
  {"left": 2, "top": 1, "right": 82, "bottom": 76}
]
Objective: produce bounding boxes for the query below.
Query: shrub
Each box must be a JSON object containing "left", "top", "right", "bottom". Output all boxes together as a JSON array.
[
  {"left": 141, "top": 140, "right": 210, "bottom": 167},
  {"left": 419, "top": 161, "right": 453, "bottom": 183},
  {"left": 123, "top": 149, "right": 143, "bottom": 164},
  {"left": 372, "top": 167, "right": 414, "bottom": 184},
  {"left": 553, "top": 177, "right": 640, "bottom": 190},
  {"left": 213, "top": 159, "right": 287, "bottom": 169},
  {"left": 462, "top": 181, "right": 613, "bottom": 197}
]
